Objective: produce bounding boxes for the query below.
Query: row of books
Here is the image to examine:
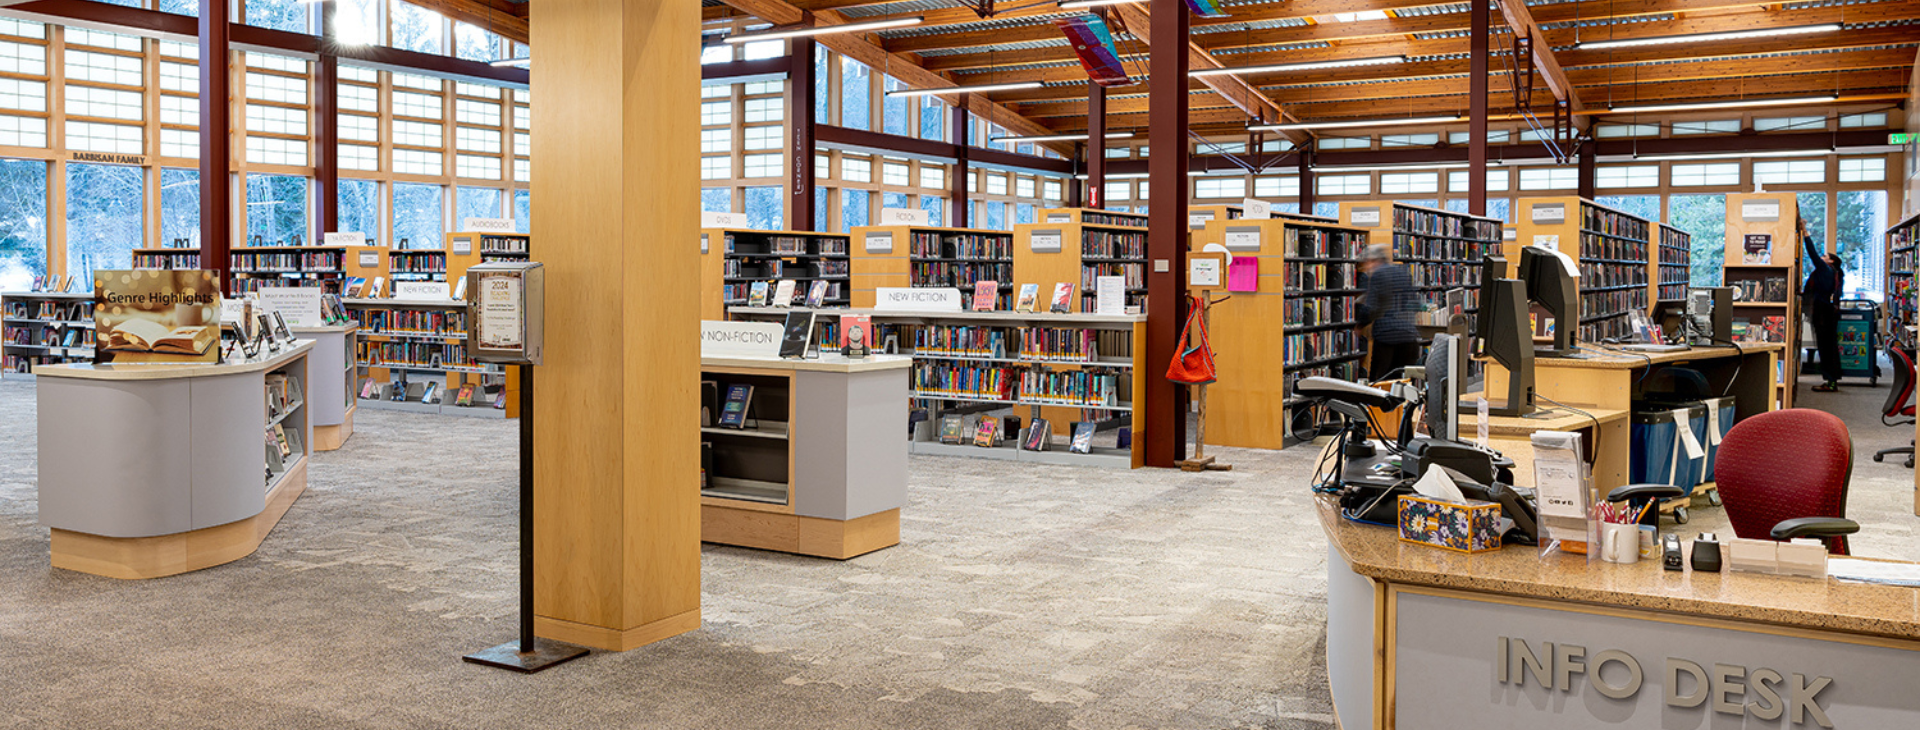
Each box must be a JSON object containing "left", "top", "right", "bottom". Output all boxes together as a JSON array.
[
  {"left": 20, "top": 276, "right": 84, "bottom": 293},
  {"left": 4, "top": 300, "right": 93, "bottom": 321},
  {"left": 725, "top": 259, "right": 847, "bottom": 278},
  {"left": 1729, "top": 276, "right": 1790, "bottom": 303},
  {"left": 908, "top": 232, "right": 1011, "bottom": 260},
  {"left": 910, "top": 362, "right": 1017, "bottom": 401},
  {"left": 1391, "top": 234, "right": 1485, "bottom": 262},
  {"left": 1017, "top": 368, "right": 1125, "bottom": 408},
  {"left": 232, "top": 278, "right": 348, "bottom": 296},
  {"left": 1579, "top": 234, "right": 1647, "bottom": 263},
  {"left": 725, "top": 280, "right": 847, "bottom": 306},
  {"left": 265, "top": 373, "right": 304, "bottom": 421},
  {"left": 357, "top": 341, "right": 495, "bottom": 371},
  {"left": 477, "top": 235, "right": 530, "bottom": 254},
  {"left": 1658, "top": 246, "right": 1690, "bottom": 266},
  {"left": 352, "top": 308, "right": 467, "bottom": 336},
  {"left": 1730, "top": 317, "right": 1789, "bottom": 344},
  {"left": 1578, "top": 317, "right": 1637, "bottom": 347},
  {"left": 3, "top": 326, "right": 94, "bottom": 347},
  {"left": 1293, "top": 230, "right": 1364, "bottom": 259},
  {"left": 1580, "top": 288, "right": 1650, "bottom": 323},
  {"left": 232, "top": 250, "right": 344, "bottom": 272},
  {"left": 1407, "top": 261, "right": 1483, "bottom": 290},
  {"left": 912, "top": 262, "right": 1011, "bottom": 289},
  {"left": 1286, "top": 296, "right": 1358, "bottom": 328},
  {"left": 390, "top": 252, "right": 447, "bottom": 273},
  {"left": 1081, "top": 262, "right": 1143, "bottom": 290},
  {"left": 1659, "top": 226, "right": 1691, "bottom": 250},
  {"left": 1018, "top": 327, "right": 1130, "bottom": 362},
  {"left": 1583, "top": 203, "right": 1650, "bottom": 241},
  {"left": 1577, "top": 261, "right": 1648, "bottom": 289},
  {"left": 1395, "top": 207, "right": 1501, "bottom": 241},
  {"left": 134, "top": 252, "right": 202, "bottom": 269},
  {"left": 1081, "top": 231, "right": 1147, "bottom": 260},
  {"left": 1075, "top": 211, "right": 1146, "bottom": 228},
  {"left": 1287, "top": 262, "right": 1358, "bottom": 292},
  {"left": 1657, "top": 283, "right": 1688, "bottom": 302},
  {"left": 1283, "top": 329, "right": 1362, "bottom": 368},
  {"left": 358, "top": 376, "right": 505, "bottom": 408},
  {"left": 720, "top": 234, "right": 851, "bottom": 256}
]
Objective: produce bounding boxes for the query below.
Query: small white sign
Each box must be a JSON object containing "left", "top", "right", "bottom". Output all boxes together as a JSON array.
[
  {"left": 357, "top": 249, "right": 380, "bottom": 268},
  {"left": 254, "top": 286, "right": 326, "bottom": 328},
  {"left": 1740, "top": 200, "right": 1781, "bottom": 222},
  {"left": 700, "top": 233, "right": 709, "bottom": 254},
  {"left": 1030, "top": 229, "right": 1063, "bottom": 253},
  {"left": 476, "top": 274, "right": 523, "bottom": 350},
  {"left": 1243, "top": 198, "right": 1272, "bottom": 220},
  {"left": 875, "top": 287, "right": 963, "bottom": 312},
  {"left": 1188, "top": 211, "right": 1216, "bottom": 229},
  {"left": 324, "top": 231, "right": 366, "bottom": 246},
  {"left": 864, "top": 231, "right": 894, "bottom": 254},
  {"left": 700, "top": 320, "right": 783, "bottom": 358},
  {"left": 1531, "top": 203, "right": 1567, "bottom": 224},
  {"left": 1046, "top": 213, "right": 1072, "bottom": 224},
  {"left": 1351, "top": 207, "right": 1382, "bottom": 226},
  {"left": 1095, "top": 275, "right": 1126, "bottom": 315},
  {"left": 462, "top": 217, "right": 516, "bottom": 233},
  {"left": 879, "top": 207, "right": 928, "bottom": 226},
  {"left": 702, "top": 211, "right": 749, "bottom": 228},
  {"left": 1223, "top": 226, "right": 1262, "bottom": 252},
  {"left": 1190, "top": 258, "right": 1222, "bottom": 287},
  {"left": 450, "top": 236, "right": 473, "bottom": 255},
  {"left": 395, "top": 281, "right": 452, "bottom": 300}
]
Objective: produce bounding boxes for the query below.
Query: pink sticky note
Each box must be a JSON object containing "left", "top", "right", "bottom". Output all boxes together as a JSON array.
[{"left": 1227, "top": 256, "right": 1260, "bottom": 292}]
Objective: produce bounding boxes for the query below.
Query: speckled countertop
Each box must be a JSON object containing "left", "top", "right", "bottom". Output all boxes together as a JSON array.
[{"left": 1318, "top": 496, "right": 1920, "bottom": 640}]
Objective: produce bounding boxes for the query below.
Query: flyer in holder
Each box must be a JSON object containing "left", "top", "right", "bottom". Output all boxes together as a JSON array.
[{"left": 1531, "top": 430, "right": 1595, "bottom": 560}]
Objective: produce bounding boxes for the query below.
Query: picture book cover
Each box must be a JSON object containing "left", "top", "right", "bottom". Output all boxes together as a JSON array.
[
  {"left": 1022, "top": 418, "right": 1051, "bottom": 451},
  {"left": 939, "top": 415, "right": 967, "bottom": 444},
  {"left": 1015, "top": 283, "right": 1040, "bottom": 313},
  {"left": 1761, "top": 316, "right": 1785, "bottom": 343},
  {"left": 779, "top": 310, "right": 815, "bottom": 359},
  {"left": 345, "top": 277, "right": 366, "bottom": 298},
  {"left": 455, "top": 384, "right": 475, "bottom": 406},
  {"left": 1742, "top": 234, "right": 1772, "bottom": 266},
  {"left": 719, "top": 384, "right": 754, "bottom": 428},
  {"left": 748, "top": 281, "right": 770, "bottom": 307},
  {"left": 972, "top": 280, "right": 998, "bottom": 311},
  {"left": 369, "top": 276, "right": 386, "bottom": 298},
  {"left": 973, "top": 418, "right": 998, "bottom": 447},
  {"left": 1049, "top": 283, "right": 1075, "bottom": 314},
  {"left": 806, "top": 280, "right": 828, "bottom": 308},
  {"left": 841, "top": 314, "right": 873, "bottom": 358},
  {"left": 93, "top": 269, "right": 222, "bottom": 364},
  {"left": 1069, "top": 422, "right": 1095, "bottom": 454},
  {"left": 773, "top": 280, "right": 797, "bottom": 308}
]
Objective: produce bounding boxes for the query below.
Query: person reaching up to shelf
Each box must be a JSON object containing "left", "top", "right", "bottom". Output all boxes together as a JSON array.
[
  {"left": 1356, "top": 244, "right": 1419, "bottom": 382},
  {"left": 1801, "top": 217, "right": 1845, "bottom": 392}
]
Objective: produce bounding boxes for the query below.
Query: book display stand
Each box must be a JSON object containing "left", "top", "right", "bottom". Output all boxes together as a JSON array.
[
  {"left": 1016, "top": 208, "right": 1148, "bottom": 314},
  {"left": 2, "top": 291, "right": 95, "bottom": 378}
]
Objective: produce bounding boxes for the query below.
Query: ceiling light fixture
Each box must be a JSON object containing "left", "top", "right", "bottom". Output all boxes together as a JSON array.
[
  {"left": 723, "top": 16, "right": 924, "bottom": 44},
  {"left": 888, "top": 80, "right": 1045, "bottom": 98},
  {"left": 1250, "top": 115, "right": 1462, "bottom": 132},
  {"left": 1057, "top": 0, "right": 1138, "bottom": 9},
  {"left": 991, "top": 131, "right": 1134, "bottom": 144},
  {"left": 1574, "top": 23, "right": 1841, "bottom": 51},
  {"left": 1634, "top": 148, "right": 1834, "bottom": 162},
  {"left": 1074, "top": 172, "right": 1150, "bottom": 180},
  {"left": 1191, "top": 54, "right": 1406, "bottom": 79},
  {"left": 1607, "top": 95, "right": 1838, "bottom": 114}
]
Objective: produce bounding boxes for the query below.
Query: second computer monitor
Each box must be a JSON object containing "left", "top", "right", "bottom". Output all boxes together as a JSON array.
[{"left": 1520, "top": 246, "right": 1578, "bottom": 356}]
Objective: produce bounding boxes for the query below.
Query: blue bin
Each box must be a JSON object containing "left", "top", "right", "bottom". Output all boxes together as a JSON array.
[{"left": 1632, "top": 403, "right": 1708, "bottom": 494}]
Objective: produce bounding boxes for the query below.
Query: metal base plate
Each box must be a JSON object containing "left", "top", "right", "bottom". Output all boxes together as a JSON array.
[{"left": 463, "top": 639, "right": 589, "bottom": 673}]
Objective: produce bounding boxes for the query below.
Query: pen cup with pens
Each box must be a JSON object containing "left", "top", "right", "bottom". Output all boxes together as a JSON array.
[{"left": 1595, "top": 502, "right": 1656, "bottom": 564}]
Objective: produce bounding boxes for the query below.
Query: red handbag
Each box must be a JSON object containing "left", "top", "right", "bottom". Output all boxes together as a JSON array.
[{"left": 1166, "top": 294, "right": 1218, "bottom": 385}]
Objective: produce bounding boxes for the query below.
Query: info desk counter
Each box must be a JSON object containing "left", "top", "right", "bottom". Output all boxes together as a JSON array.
[
  {"left": 1319, "top": 497, "right": 1920, "bottom": 729},
  {"left": 36, "top": 342, "right": 314, "bottom": 579}
]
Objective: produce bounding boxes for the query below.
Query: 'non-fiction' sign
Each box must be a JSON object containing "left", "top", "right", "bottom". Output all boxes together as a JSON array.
[{"left": 700, "top": 320, "right": 784, "bottom": 358}]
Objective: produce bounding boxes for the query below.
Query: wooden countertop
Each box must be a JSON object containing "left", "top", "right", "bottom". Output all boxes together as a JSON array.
[
  {"left": 1483, "top": 406, "right": 1626, "bottom": 436},
  {"left": 38, "top": 340, "right": 313, "bottom": 381},
  {"left": 1524, "top": 343, "right": 1784, "bottom": 370},
  {"left": 1318, "top": 496, "right": 1920, "bottom": 640},
  {"left": 702, "top": 352, "right": 912, "bottom": 373}
]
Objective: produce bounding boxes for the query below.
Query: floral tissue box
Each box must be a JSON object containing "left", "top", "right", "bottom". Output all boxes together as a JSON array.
[{"left": 1397, "top": 494, "right": 1503, "bottom": 554}]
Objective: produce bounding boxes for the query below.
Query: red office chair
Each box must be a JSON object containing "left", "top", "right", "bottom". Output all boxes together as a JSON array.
[
  {"left": 1873, "top": 343, "right": 1915, "bottom": 468},
  {"left": 1715, "top": 409, "right": 1858, "bottom": 555}
]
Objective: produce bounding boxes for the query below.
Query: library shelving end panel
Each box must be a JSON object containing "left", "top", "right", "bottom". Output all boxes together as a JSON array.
[
  {"left": 1724, "top": 192, "right": 1805, "bottom": 408},
  {"left": 848, "top": 225, "right": 915, "bottom": 308},
  {"left": 1012, "top": 220, "right": 1087, "bottom": 308},
  {"left": 1193, "top": 217, "right": 1291, "bottom": 449}
]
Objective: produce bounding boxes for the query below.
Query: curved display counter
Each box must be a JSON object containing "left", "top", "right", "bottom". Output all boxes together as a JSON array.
[
  {"left": 37, "top": 342, "right": 313, "bottom": 579},
  {"left": 290, "top": 325, "right": 356, "bottom": 451},
  {"left": 1320, "top": 496, "right": 1920, "bottom": 729}
]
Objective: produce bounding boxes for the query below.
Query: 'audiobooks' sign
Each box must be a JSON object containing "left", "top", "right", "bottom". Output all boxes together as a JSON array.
[
  {"left": 875, "top": 287, "right": 963, "bottom": 312},
  {"left": 462, "top": 217, "right": 516, "bottom": 233},
  {"left": 700, "top": 320, "right": 783, "bottom": 358}
]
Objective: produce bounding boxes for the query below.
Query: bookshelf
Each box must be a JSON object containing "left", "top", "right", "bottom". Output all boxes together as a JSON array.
[
  {"left": 1887, "top": 211, "right": 1919, "bottom": 344},
  {"left": 848, "top": 225, "right": 1013, "bottom": 309},
  {"left": 1724, "top": 192, "right": 1805, "bottom": 408},
  {"left": 699, "top": 228, "right": 852, "bottom": 320},
  {"left": 728, "top": 306, "right": 1148, "bottom": 469},
  {"left": 449, "top": 231, "right": 532, "bottom": 264},
  {"left": 1191, "top": 216, "right": 1370, "bottom": 449},
  {"left": 1016, "top": 208, "right": 1148, "bottom": 314},
  {"left": 1341, "top": 202, "right": 1503, "bottom": 321},
  {"left": 222, "top": 244, "right": 386, "bottom": 296},
  {"left": 1512, "top": 197, "right": 1653, "bottom": 344},
  {"left": 343, "top": 298, "right": 518, "bottom": 419},
  {"left": 2, "top": 291, "right": 95, "bottom": 378},
  {"left": 1653, "top": 222, "right": 1693, "bottom": 313}
]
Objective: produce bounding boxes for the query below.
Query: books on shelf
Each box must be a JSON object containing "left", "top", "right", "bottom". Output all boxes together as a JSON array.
[{"left": 719, "top": 384, "right": 753, "bottom": 428}]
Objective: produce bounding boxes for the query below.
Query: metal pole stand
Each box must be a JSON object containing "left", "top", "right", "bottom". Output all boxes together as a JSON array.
[
  {"left": 464, "top": 364, "right": 589, "bottom": 673},
  {"left": 1177, "top": 296, "right": 1232, "bottom": 472}
]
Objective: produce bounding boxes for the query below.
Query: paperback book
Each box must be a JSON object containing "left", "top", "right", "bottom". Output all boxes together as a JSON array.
[
  {"left": 719, "top": 384, "right": 754, "bottom": 428},
  {"left": 773, "top": 280, "right": 797, "bottom": 308},
  {"left": 1022, "top": 418, "right": 1051, "bottom": 451},
  {"left": 1049, "top": 283, "right": 1075, "bottom": 314},
  {"left": 973, "top": 418, "right": 999, "bottom": 447},
  {"left": 1015, "top": 284, "right": 1039, "bottom": 313},
  {"left": 1069, "top": 422, "right": 1095, "bottom": 454},
  {"left": 748, "top": 281, "right": 770, "bottom": 307},
  {"left": 939, "top": 415, "right": 968, "bottom": 444},
  {"left": 972, "top": 280, "right": 998, "bottom": 311},
  {"left": 842, "top": 314, "right": 874, "bottom": 358},
  {"left": 779, "top": 310, "right": 815, "bottom": 359},
  {"left": 806, "top": 280, "right": 829, "bottom": 308}
]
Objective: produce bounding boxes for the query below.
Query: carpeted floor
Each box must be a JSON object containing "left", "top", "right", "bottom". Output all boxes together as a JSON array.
[{"left": 0, "top": 357, "right": 1912, "bottom": 729}]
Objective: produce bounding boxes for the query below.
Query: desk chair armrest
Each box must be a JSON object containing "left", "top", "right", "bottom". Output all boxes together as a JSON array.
[
  {"left": 1770, "top": 517, "right": 1860, "bottom": 541},
  {"left": 1607, "top": 484, "right": 1687, "bottom": 503}
]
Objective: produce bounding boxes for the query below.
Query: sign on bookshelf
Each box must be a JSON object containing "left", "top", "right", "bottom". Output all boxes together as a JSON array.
[
  {"left": 879, "top": 207, "right": 928, "bottom": 226},
  {"left": 358, "top": 249, "right": 380, "bottom": 267},
  {"left": 324, "top": 232, "right": 366, "bottom": 246},
  {"left": 1350, "top": 206, "right": 1382, "bottom": 227},
  {"left": 1223, "top": 226, "right": 1262, "bottom": 252},
  {"left": 864, "top": 231, "right": 894, "bottom": 254},
  {"left": 1530, "top": 203, "right": 1566, "bottom": 224},
  {"left": 1030, "top": 229, "right": 1063, "bottom": 253},
  {"left": 1242, "top": 198, "right": 1272, "bottom": 220},
  {"left": 700, "top": 320, "right": 783, "bottom": 358},
  {"left": 462, "top": 218, "right": 516, "bottom": 233},
  {"left": 875, "top": 287, "right": 963, "bottom": 312},
  {"left": 702, "top": 211, "right": 749, "bottom": 228},
  {"left": 396, "top": 281, "right": 451, "bottom": 300},
  {"left": 1740, "top": 200, "right": 1781, "bottom": 222}
]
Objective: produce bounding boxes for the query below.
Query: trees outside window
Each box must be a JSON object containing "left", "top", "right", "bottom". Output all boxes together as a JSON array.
[
  {"left": 392, "top": 182, "right": 443, "bottom": 249},
  {"left": 0, "top": 158, "right": 47, "bottom": 291},
  {"left": 158, "top": 168, "right": 199, "bottom": 248},
  {"left": 65, "top": 163, "right": 144, "bottom": 283},
  {"left": 1669, "top": 194, "right": 1726, "bottom": 287},
  {"left": 246, "top": 174, "right": 308, "bottom": 246},
  {"left": 338, "top": 178, "right": 381, "bottom": 242}
]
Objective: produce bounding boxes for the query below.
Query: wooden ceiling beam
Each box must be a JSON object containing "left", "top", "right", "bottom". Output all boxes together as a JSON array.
[
  {"left": 1494, "top": 0, "right": 1578, "bottom": 112},
  {"left": 878, "top": 0, "right": 1445, "bottom": 55},
  {"left": 1107, "top": 3, "right": 1300, "bottom": 140},
  {"left": 405, "top": 0, "right": 529, "bottom": 45}
]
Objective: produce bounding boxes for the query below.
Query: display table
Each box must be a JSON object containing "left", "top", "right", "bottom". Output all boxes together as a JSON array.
[
  {"left": 37, "top": 342, "right": 314, "bottom": 579},
  {"left": 290, "top": 325, "right": 356, "bottom": 450},
  {"left": 1320, "top": 497, "right": 1920, "bottom": 729},
  {"left": 700, "top": 352, "right": 910, "bottom": 559}
]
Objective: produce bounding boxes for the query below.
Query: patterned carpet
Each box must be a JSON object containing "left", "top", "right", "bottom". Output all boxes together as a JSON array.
[{"left": 0, "top": 357, "right": 1911, "bottom": 729}]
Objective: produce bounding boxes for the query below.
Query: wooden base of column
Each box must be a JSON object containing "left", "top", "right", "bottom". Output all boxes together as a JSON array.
[
  {"left": 534, "top": 609, "right": 701, "bottom": 652},
  {"left": 50, "top": 457, "right": 308, "bottom": 579}
]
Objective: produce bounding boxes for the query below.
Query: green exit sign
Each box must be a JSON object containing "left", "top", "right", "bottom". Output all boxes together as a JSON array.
[{"left": 1893, "top": 133, "right": 1915, "bottom": 145}]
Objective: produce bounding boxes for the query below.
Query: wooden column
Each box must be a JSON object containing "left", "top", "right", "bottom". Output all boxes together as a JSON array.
[
  {"left": 950, "top": 97, "right": 969, "bottom": 227},
  {"left": 790, "top": 39, "right": 817, "bottom": 231},
  {"left": 1087, "top": 84, "right": 1105, "bottom": 208},
  {"left": 1577, "top": 142, "right": 1597, "bottom": 200},
  {"left": 529, "top": 0, "right": 702, "bottom": 651},
  {"left": 1144, "top": 0, "right": 1189, "bottom": 467},
  {"left": 198, "top": 0, "right": 231, "bottom": 290},
  {"left": 1467, "top": 0, "right": 1489, "bottom": 216},
  {"left": 315, "top": 0, "right": 339, "bottom": 239}
]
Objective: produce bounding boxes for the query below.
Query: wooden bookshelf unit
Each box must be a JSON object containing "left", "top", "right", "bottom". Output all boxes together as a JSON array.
[
  {"left": 1192, "top": 216, "right": 1371, "bottom": 449},
  {"left": 848, "top": 225, "right": 1013, "bottom": 309},
  {"left": 1887, "top": 211, "right": 1919, "bottom": 343},
  {"left": 1511, "top": 196, "right": 1654, "bottom": 344},
  {"left": 1724, "top": 192, "right": 1806, "bottom": 408},
  {"left": 1, "top": 291, "right": 95, "bottom": 378},
  {"left": 699, "top": 228, "right": 852, "bottom": 320},
  {"left": 1342, "top": 202, "right": 1503, "bottom": 322},
  {"left": 344, "top": 298, "right": 519, "bottom": 419},
  {"left": 1018, "top": 208, "right": 1148, "bottom": 314},
  {"left": 1653, "top": 222, "right": 1693, "bottom": 314}
]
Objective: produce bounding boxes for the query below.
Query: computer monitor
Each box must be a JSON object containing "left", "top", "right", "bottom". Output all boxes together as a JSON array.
[
  {"left": 1520, "top": 245, "right": 1578, "bottom": 356},
  {"left": 1475, "top": 257, "right": 1537, "bottom": 418},
  {"left": 1423, "top": 333, "right": 1461, "bottom": 442},
  {"left": 1685, "top": 286, "right": 1734, "bottom": 346}
]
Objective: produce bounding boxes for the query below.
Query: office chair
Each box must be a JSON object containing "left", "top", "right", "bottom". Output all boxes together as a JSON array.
[
  {"left": 1714, "top": 409, "right": 1858, "bottom": 555},
  {"left": 1872, "top": 342, "right": 1915, "bottom": 468}
]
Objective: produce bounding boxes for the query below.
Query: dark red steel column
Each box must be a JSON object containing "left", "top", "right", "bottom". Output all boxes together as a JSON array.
[
  {"left": 1144, "top": 0, "right": 1189, "bottom": 467},
  {"left": 950, "top": 96, "right": 969, "bottom": 227},
  {"left": 315, "top": 0, "right": 339, "bottom": 239},
  {"left": 1468, "top": 0, "right": 1489, "bottom": 216},
  {"left": 790, "top": 39, "right": 817, "bottom": 231},
  {"left": 199, "top": 0, "right": 231, "bottom": 290},
  {"left": 1087, "top": 83, "right": 1105, "bottom": 209},
  {"left": 1297, "top": 147, "right": 1314, "bottom": 213},
  {"left": 1577, "top": 142, "right": 1597, "bottom": 200}
]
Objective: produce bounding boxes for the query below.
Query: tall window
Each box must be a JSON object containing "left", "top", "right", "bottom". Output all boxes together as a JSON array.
[
  {"left": 246, "top": 0, "right": 309, "bottom": 33},
  {"left": 1836, "top": 190, "right": 1888, "bottom": 300},
  {"left": 701, "top": 187, "right": 731, "bottom": 213},
  {"left": 1668, "top": 194, "right": 1726, "bottom": 287},
  {"left": 158, "top": 168, "right": 199, "bottom": 248},
  {"left": 456, "top": 186, "right": 501, "bottom": 225},
  {"left": 840, "top": 57, "right": 869, "bottom": 131},
  {"left": 512, "top": 189, "right": 530, "bottom": 233},
  {"left": 338, "top": 178, "right": 381, "bottom": 241},
  {"left": 841, "top": 189, "right": 869, "bottom": 232},
  {"left": 390, "top": 1, "right": 445, "bottom": 55},
  {"left": 881, "top": 75, "right": 908, "bottom": 136},
  {"left": 392, "top": 182, "right": 444, "bottom": 249},
  {"left": 744, "top": 186, "right": 782, "bottom": 230},
  {"left": 65, "top": 162, "right": 144, "bottom": 282},
  {"left": 1595, "top": 196, "right": 1660, "bottom": 223},
  {"left": 0, "top": 158, "right": 47, "bottom": 290},
  {"left": 919, "top": 196, "right": 943, "bottom": 226},
  {"left": 453, "top": 22, "right": 500, "bottom": 63},
  {"left": 336, "top": 0, "right": 380, "bottom": 44},
  {"left": 246, "top": 174, "right": 308, "bottom": 246}
]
